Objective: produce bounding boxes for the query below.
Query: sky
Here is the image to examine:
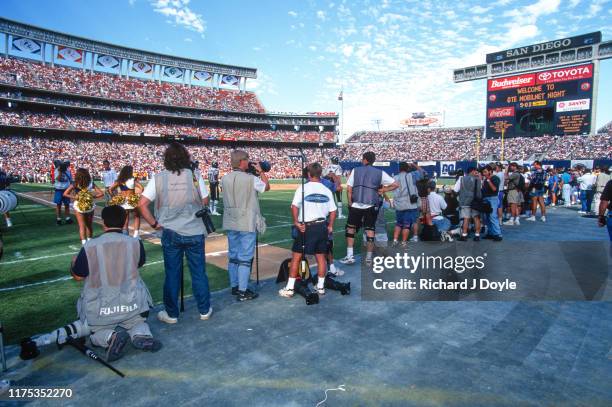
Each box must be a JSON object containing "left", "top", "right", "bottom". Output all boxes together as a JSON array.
[{"left": 1, "top": 0, "right": 611, "bottom": 141}]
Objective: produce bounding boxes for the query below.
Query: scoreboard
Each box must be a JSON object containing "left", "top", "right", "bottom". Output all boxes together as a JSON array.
[{"left": 486, "top": 63, "right": 593, "bottom": 138}]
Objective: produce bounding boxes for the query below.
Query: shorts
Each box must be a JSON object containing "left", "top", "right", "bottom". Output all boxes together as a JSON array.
[
  {"left": 498, "top": 191, "right": 504, "bottom": 207},
  {"left": 53, "top": 189, "right": 70, "bottom": 206},
  {"left": 507, "top": 189, "right": 524, "bottom": 204},
  {"left": 530, "top": 188, "right": 545, "bottom": 198},
  {"left": 347, "top": 206, "right": 378, "bottom": 231},
  {"left": 395, "top": 209, "right": 419, "bottom": 228},
  {"left": 292, "top": 222, "right": 328, "bottom": 255},
  {"left": 460, "top": 206, "right": 480, "bottom": 219}
]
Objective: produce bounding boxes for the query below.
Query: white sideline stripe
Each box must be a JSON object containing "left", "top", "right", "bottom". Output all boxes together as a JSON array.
[
  {"left": 1, "top": 251, "right": 77, "bottom": 265},
  {"left": 0, "top": 276, "right": 72, "bottom": 292}
]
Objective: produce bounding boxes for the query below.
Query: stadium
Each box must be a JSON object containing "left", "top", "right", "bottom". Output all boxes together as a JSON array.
[{"left": 0, "top": 4, "right": 611, "bottom": 406}]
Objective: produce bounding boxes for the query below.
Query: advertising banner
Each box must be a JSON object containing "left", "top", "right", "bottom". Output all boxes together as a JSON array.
[
  {"left": 11, "top": 37, "right": 41, "bottom": 55},
  {"left": 57, "top": 46, "right": 83, "bottom": 63}
]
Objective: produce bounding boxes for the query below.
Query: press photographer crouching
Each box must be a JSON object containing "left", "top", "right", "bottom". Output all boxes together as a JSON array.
[
  {"left": 69, "top": 205, "right": 161, "bottom": 361},
  {"left": 139, "top": 142, "right": 212, "bottom": 323},
  {"left": 222, "top": 150, "right": 270, "bottom": 302}
]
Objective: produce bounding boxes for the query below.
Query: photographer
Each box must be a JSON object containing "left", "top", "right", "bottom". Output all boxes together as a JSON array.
[
  {"left": 279, "top": 163, "right": 336, "bottom": 298},
  {"left": 340, "top": 151, "right": 398, "bottom": 266},
  {"left": 70, "top": 205, "right": 161, "bottom": 362},
  {"left": 53, "top": 160, "right": 73, "bottom": 226},
  {"left": 222, "top": 150, "right": 270, "bottom": 302},
  {"left": 207, "top": 161, "right": 221, "bottom": 215},
  {"left": 138, "top": 142, "right": 212, "bottom": 324},
  {"left": 392, "top": 161, "right": 420, "bottom": 246}
]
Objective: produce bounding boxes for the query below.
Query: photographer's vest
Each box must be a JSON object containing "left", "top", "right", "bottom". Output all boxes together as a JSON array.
[
  {"left": 222, "top": 170, "right": 260, "bottom": 232},
  {"left": 393, "top": 171, "right": 418, "bottom": 211},
  {"left": 352, "top": 166, "right": 383, "bottom": 206},
  {"left": 154, "top": 170, "right": 205, "bottom": 236},
  {"left": 78, "top": 232, "right": 152, "bottom": 326}
]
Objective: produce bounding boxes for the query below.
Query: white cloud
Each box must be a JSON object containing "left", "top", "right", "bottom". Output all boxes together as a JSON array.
[
  {"left": 184, "top": 37, "right": 192, "bottom": 42},
  {"left": 150, "top": 0, "right": 206, "bottom": 35},
  {"left": 128, "top": 0, "right": 136, "bottom": 6},
  {"left": 288, "top": 10, "right": 298, "bottom": 17},
  {"left": 471, "top": 5, "right": 490, "bottom": 14},
  {"left": 341, "top": 44, "right": 354, "bottom": 57},
  {"left": 309, "top": 45, "right": 318, "bottom": 51},
  {"left": 316, "top": 10, "right": 326, "bottom": 21}
]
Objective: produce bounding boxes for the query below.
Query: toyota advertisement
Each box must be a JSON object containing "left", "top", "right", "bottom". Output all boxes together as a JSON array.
[{"left": 486, "top": 63, "right": 593, "bottom": 138}]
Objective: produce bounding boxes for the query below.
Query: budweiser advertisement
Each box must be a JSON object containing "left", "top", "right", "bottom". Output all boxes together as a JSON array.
[{"left": 486, "top": 64, "right": 593, "bottom": 139}]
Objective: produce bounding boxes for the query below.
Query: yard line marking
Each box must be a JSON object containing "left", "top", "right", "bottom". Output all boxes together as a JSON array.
[
  {"left": 1, "top": 251, "right": 77, "bottom": 265},
  {"left": 0, "top": 276, "right": 72, "bottom": 292}
]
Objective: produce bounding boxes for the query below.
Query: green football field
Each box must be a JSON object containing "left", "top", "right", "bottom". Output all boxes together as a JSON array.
[{"left": 0, "top": 180, "right": 402, "bottom": 345}]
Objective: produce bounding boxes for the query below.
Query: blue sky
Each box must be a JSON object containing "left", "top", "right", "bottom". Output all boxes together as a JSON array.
[{"left": 1, "top": 0, "right": 611, "bottom": 139}]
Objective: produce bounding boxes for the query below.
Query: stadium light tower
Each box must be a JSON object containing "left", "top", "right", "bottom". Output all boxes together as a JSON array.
[
  {"left": 371, "top": 119, "right": 382, "bottom": 131},
  {"left": 453, "top": 31, "right": 611, "bottom": 160}
]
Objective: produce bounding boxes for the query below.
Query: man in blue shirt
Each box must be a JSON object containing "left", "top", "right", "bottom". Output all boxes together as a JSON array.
[{"left": 561, "top": 168, "right": 572, "bottom": 207}]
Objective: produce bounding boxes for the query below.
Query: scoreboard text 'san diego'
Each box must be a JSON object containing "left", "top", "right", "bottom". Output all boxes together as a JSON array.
[{"left": 486, "top": 63, "right": 593, "bottom": 138}]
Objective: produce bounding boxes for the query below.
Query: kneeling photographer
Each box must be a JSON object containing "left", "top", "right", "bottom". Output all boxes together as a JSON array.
[
  {"left": 70, "top": 205, "right": 161, "bottom": 362},
  {"left": 222, "top": 150, "right": 270, "bottom": 302},
  {"left": 139, "top": 142, "right": 213, "bottom": 324}
]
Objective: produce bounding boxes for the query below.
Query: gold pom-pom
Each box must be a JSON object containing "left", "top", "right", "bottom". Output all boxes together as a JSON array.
[
  {"left": 109, "top": 195, "right": 126, "bottom": 206},
  {"left": 127, "top": 193, "right": 140, "bottom": 208},
  {"left": 76, "top": 190, "right": 94, "bottom": 212}
]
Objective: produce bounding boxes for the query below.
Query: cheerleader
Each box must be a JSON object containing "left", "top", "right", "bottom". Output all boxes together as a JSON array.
[
  {"left": 110, "top": 165, "right": 143, "bottom": 237},
  {"left": 63, "top": 168, "right": 104, "bottom": 245}
]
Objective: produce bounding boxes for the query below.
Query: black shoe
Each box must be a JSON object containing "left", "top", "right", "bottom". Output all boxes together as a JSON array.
[
  {"left": 483, "top": 235, "right": 494, "bottom": 240},
  {"left": 492, "top": 235, "right": 503, "bottom": 242},
  {"left": 458, "top": 235, "right": 468, "bottom": 242},
  {"left": 473, "top": 236, "right": 481, "bottom": 242},
  {"left": 106, "top": 329, "right": 130, "bottom": 362},
  {"left": 65, "top": 218, "right": 74, "bottom": 225},
  {"left": 56, "top": 219, "right": 62, "bottom": 225},
  {"left": 237, "top": 289, "right": 259, "bottom": 302},
  {"left": 231, "top": 286, "right": 239, "bottom": 295}
]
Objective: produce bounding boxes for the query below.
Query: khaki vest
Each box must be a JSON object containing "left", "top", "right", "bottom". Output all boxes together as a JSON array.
[
  {"left": 154, "top": 169, "right": 205, "bottom": 236},
  {"left": 222, "top": 170, "right": 260, "bottom": 232},
  {"left": 78, "top": 232, "right": 153, "bottom": 327}
]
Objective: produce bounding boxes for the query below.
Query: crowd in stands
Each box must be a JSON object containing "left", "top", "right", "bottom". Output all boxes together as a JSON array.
[
  {"left": 0, "top": 90, "right": 337, "bottom": 127},
  {"left": 0, "top": 57, "right": 265, "bottom": 113},
  {"left": 0, "top": 109, "right": 336, "bottom": 142},
  {"left": 0, "top": 135, "right": 335, "bottom": 182},
  {"left": 342, "top": 127, "right": 612, "bottom": 161}
]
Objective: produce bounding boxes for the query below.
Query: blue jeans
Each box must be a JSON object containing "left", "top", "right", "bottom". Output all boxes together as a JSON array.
[
  {"left": 227, "top": 230, "right": 256, "bottom": 291},
  {"left": 580, "top": 190, "right": 588, "bottom": 212},
  {"left": 608, "top": 215, "right": 612, "bottom": 241},
  {"left": 161, "top": 228, "right": 211, "bottom": 318},
  {"left": 484, "top": 196, "right": 502, "bottom": 237},
  {"left": 432, "top": 216, "right": 451, "bottom": 232}
]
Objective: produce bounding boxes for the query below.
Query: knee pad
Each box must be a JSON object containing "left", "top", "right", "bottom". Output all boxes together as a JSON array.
[{"left": 344, "top": 226, "right": 355, "bottom": 239}]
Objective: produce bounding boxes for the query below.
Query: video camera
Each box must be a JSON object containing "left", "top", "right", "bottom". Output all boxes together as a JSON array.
[{"left": 246, "top": 161, "right": 272, "bottom": 176}]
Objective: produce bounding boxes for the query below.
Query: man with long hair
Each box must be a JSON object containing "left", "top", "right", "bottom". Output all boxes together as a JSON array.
[{"left": 139, "top": 143, "right": 212, "bottom": 323}]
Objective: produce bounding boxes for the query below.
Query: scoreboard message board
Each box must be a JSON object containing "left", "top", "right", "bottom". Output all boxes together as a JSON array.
[{"left": 486, "top": 63, "right": 593, "bottom": 138}]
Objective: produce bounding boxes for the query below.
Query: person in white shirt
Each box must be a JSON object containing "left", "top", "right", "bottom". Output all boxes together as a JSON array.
[
  {"left": 279, "top": 163, "right": 337, "bottom": 297},
  {"left": 427, "top": 181, "right": 450, "bottom": 232},
  {"left": 100, "top": 160, "right": 118, "bottom": 203},
  {"left": 577, "top": 168, "right": 597, "bottom": 214}
]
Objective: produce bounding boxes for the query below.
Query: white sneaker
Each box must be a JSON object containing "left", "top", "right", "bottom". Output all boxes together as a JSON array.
[
  {"left": 551, "top": 203, "right": 556, "bottom": 207},
  {"left": 503, "top": 219, "right": 515, "bottom": 226},
  {"left": 526, "top": 216, "right": 536, "bottom": 221},
  {"left": 329, "top": 266, "right": 345, "bottom": 277},
  {"left": 278, "top": 287, "right": 295, "bottom": 298},
  {"left": 577, "top": 211, "right": 586, "bottom": 215},
  {"left": 157, "top": 310, "right": 178, "bottom": 324},
  {"left": 315, "top": 287, "right": 326, "bottom": 295},
  {"left": 339, "top": 255, "right": 356, "bottom": 265},
  {"left": 514, "top": 218, "right": 520, "bottom": 226},
  {"left": 200, "top": 307, "right": 213, "bottom": 320},
  {"left": 541, "top": 216, "right": 546, "bottom": 222},
  {"left": 6, "top": 218, "right": 12, "bottom": 227},
  {"left": 212, "top": 211, "right": 221, "bottom": 216},
  {"left": 410, "top": 236, "right": 419, "bottom": 242}
]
